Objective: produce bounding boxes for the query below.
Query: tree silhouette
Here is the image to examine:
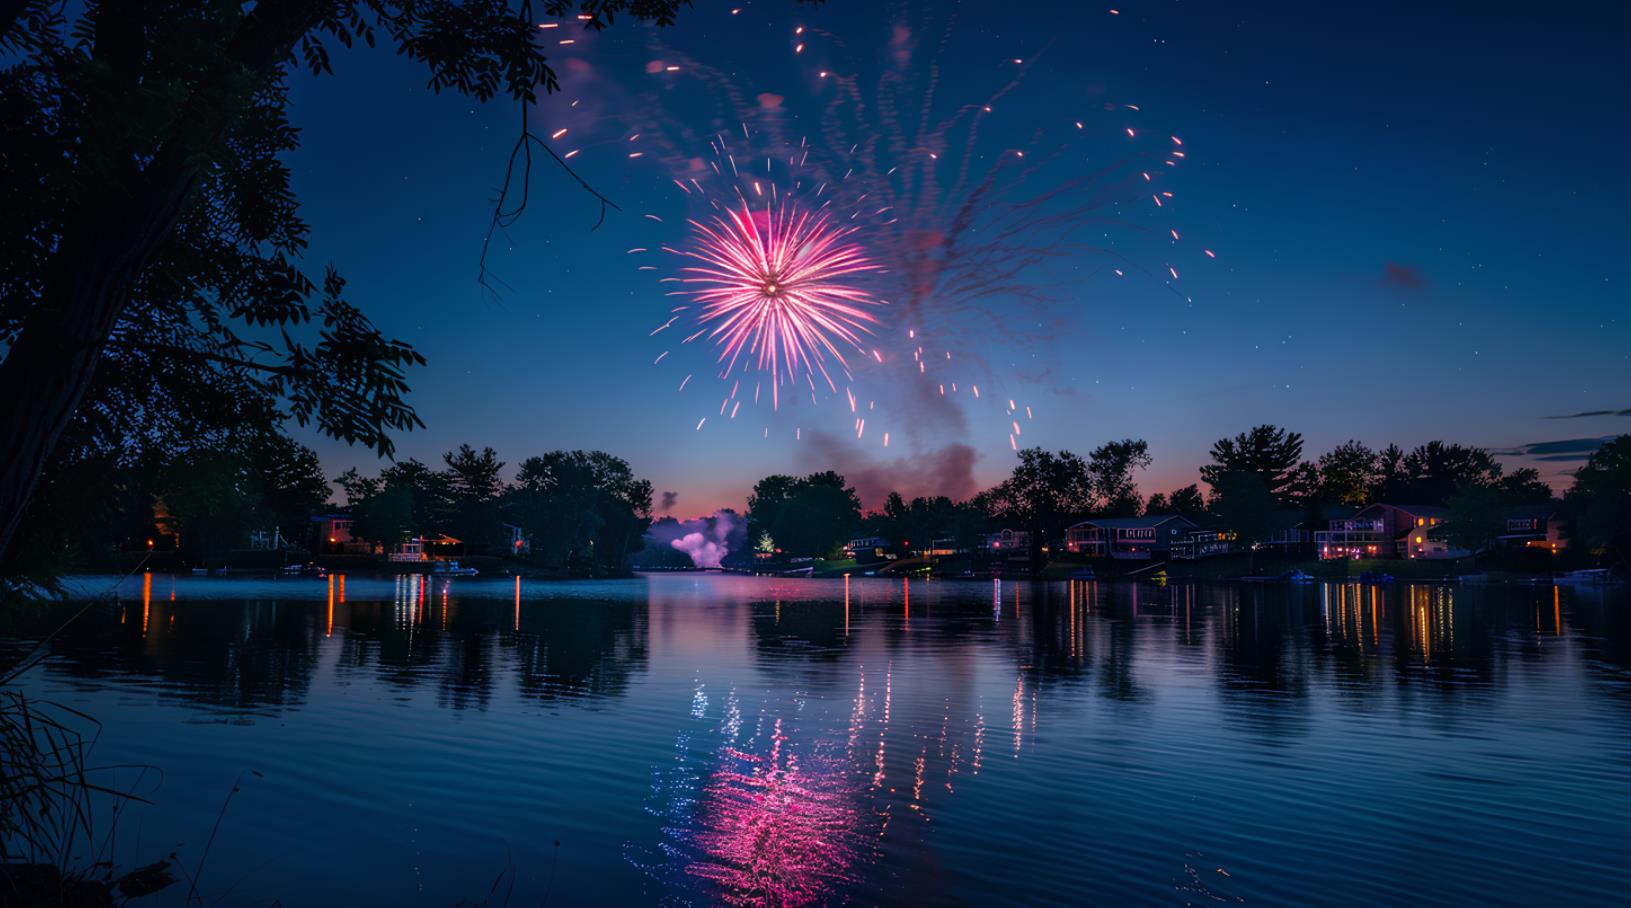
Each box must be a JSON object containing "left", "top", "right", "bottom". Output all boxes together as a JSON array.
[{"left": 0, "top": 0, "right": 781, "bottom": 564}]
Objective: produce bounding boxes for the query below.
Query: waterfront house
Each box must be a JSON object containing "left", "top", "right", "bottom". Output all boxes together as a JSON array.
[
  {"left": 1066, "top": 514, "right": 1199, "bottom": 560},
  {"left": 1498, "top": 504, "right": 1566, "bottom": 552},
  {"left": 1171, "top": 525, "right": 1238, "bottom": 560},
  {"left": 1314, "top": 503, "right": 1460, "bottom": 559},
  {"left": 984, "top": 528, "right": 1032, "bottom": 561},
  {"left": 844, "top": 536, "right": 891, "bottom": 560},
  {"left": 312, "top": 513, "right": 373, "bottom": 554}
]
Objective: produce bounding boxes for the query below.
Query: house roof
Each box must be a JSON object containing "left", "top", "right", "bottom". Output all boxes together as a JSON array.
[
  {"left": 1069, "top": 514, "right": 1199, "bottom": 531},
  {"left": 1361, "top": 503, "right": 1451, "bottom": 519}
]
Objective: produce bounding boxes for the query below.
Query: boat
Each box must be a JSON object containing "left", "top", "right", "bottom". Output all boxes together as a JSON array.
[
  {"left": 281, "top": 562, "right": 327, "bottom": 578},
  {"left": 1071, "top": 568, "right": 1096, "bottom": 580},
  {"left": 1357, "top": 571, "right": 1396, "bottom": 585},
  {"left": 1286, "top": 570, "right": 1315, "bottom": 583},
  {"left": 431, "top": 560, "right": 479, "bottom": 577}
]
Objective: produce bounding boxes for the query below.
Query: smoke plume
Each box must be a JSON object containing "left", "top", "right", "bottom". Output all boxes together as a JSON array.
[
  {"left": 641, "top": 509, "right": 746, "bottom": 569},
  {"left": 799, "top": 433, "right": 980, "bottom": 509}
]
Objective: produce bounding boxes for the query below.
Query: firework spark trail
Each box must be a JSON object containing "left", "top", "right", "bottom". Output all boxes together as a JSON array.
[
  {"left": 675, "top": 200, "right": 884, "bottom": 409},
  {"left": 538, "top": 4, "right": 1211, "bottom": 446}
]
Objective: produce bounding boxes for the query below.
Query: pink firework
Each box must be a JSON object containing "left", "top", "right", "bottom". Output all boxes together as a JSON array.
[{"left": 676, "top": 201, "right": 883, "bottom": 409}]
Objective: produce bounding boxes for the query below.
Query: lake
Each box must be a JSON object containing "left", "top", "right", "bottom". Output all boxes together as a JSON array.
[{"left": 5, "top": 574, "right": 1631, "bottom": 906}]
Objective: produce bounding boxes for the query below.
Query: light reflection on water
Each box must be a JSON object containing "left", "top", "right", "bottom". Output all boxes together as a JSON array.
[{"left": 4, "top": 574, "right": 1631, "bottom": 907}]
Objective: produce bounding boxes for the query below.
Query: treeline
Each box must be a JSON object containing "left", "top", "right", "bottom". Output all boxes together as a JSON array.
[
  {"left": 743, "top": 427, "right": 1631, "bottom": 569},
  {"left": 338, "top": 446, "right": 651, "bottom": 574},
  {"left": 3, "top": 429, "right": 653, "bottom": 579},
  {"left": 4, "top": 430, "right": 331, "bottom": 580}
]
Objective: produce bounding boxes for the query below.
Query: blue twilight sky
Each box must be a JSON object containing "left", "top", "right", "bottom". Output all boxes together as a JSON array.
[{"left": 284, "top": 0, "right": 1629, "bottom": 514}]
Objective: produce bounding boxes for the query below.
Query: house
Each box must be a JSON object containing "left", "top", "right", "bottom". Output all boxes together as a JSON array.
[
  {"left": 503, "top": 522, "right": 532, "bottom": 556},
  {"left": 1066, "top": 514, "right": 1199, "bottom": 560},
  {"left": 844, "top": 536, "right": 891, "bottom": 560},
  {"left": 388, "top": 538, "right": 426, "bottom": 562},
  {"left": 1498, "top": 504, "right": 1566, "bottom": 552},
  {"left": 387, "top": 535, "right": 466, "bottom": 562},
  {"left": 984, "top": 528, "right": 1032, "bottom": 560},
  {"left": 313, "top": 514, "right": 373, "bottom": 554},
  {"left": 1314, "top": 503, "right": 1461, "bottom": 560},
  {"left": 1171, "top": 526, "right": 1237, "bottom": 561}
]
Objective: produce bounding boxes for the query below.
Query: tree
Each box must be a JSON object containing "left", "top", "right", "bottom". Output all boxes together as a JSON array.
[
  {"left": 1498, "top": 467, "right": 1554, "bottom": 504},
  {"left": 1199, "top": 425, "right": 1305, "bottom": 504},
  {"left": 442, "top": 444, "right": 505, "bottom": 547},
  {"left": 746, "top": 474, "right": 801, "bottom": 542},
  {"left": 1397, "top": 441, "right": 1503, "bottom": 504},
  {"left": 505, "top": 450, "right": 652, "bottom": 572},
  {"left": 1207, "top": 471, "right": 1279, "bottom": 549},
  {"left": 1086, "top": 438, "right": 1151, "bottom": 517},
  {"left": 983, "top": 448, "right": 1096, "bottom": 566},
  {"left": 248, "top": 432, "right": 330, "bottom": 536},
  {"left": 1283, "top": 461, "right": 1323, "bottom": 508},
  {"left": 0, "top": 0, "right": 749, "bottom": 564},
  {"left": 1562, "top": 435, "right": 1631, "bottom": 567},
  {"left": 1168, "top": 484, "right": 1206, "bottom": 517},
  {"left": 351, "top": 482, "right": 415, "bottom": 550},
  {"left": 1443, "top": 484, "right": 1517, "bottom": 554},
  {"left": 1143, "top": 492, "right": 1169, "bottom": 514},
  {"left": 745, "top": 471, "right": 862, "bottom": 559},
  {"left": 1373, "top": 443, "right": 1409, "bottom": 501},
  {"left": 160, "top": 451, "right": 262, "bottom": 565},
  {"left": 1317, "top": 440, "right": 1380, "bottom": 506}
]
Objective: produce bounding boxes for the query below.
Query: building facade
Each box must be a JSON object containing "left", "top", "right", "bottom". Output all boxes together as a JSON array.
[
  {"left": 1066, "top": 515, "right": 1199, "bottom": 560},
  {"left": 1314, "top": 503, "right": 1461, "bottom": 559}
]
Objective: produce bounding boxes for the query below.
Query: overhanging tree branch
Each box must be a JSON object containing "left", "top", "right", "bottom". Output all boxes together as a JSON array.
[{"left": 477, "top": 0, "right": 624, "bottom": 297}]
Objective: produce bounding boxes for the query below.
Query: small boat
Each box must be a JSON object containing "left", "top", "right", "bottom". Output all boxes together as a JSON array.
[
  {"left": 281, "top": 562, "right": 327, "bottom": 578},
  {"left": 1285, "top": 570, "right": 1314, "bottom": 582},
  {"left": 1071, "top": 568, "right": 1096, "bottom": 580},
  {"left": 1358, "top": 571, "right": 1396, "bottom": 585},
  {"left": 431, "top": 560, "right": 479, "bottom": 577},
  {"left": 190, "top": 567, "right": 209, "bottom": 576}
]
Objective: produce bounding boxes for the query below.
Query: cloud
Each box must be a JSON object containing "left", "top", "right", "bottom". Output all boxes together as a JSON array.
[
  {"left": 1546, "top": 408, "right": 1631, "bottom": 419},
  {"left": 798, "top": 433, "right": 979, "bottom": 509},
  {"left": 1380, "top": 262, "right": 1426, "bottom": 290},
  {"left": 659, "top": 490, "right": 679, "bottom": 512},
  {"left": 1494, "top": 436, "right": 1614, "bottom": 462}
]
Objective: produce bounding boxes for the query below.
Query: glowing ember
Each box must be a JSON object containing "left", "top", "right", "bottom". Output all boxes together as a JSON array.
[{"left": 675, "top": 201, "right": 883, "bottom": 409}]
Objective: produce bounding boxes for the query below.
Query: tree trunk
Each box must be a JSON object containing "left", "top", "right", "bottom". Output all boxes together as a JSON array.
[{"left": 0, "top": 174, "right": 199, "bottom": 561}]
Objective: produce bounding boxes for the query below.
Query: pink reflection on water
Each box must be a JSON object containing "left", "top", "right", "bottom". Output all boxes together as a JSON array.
[{"left": 687, "top": 718, "right": 861, "bottom": 906}]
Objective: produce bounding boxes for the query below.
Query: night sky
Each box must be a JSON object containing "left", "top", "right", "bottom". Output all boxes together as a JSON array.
[{"left": 284, "top": 1, "right": 1629, "bottom": 514}]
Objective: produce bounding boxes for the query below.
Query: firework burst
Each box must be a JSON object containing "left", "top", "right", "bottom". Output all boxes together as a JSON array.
[{"left": 674, "top": 200, "right": 883, "bottom": 409}]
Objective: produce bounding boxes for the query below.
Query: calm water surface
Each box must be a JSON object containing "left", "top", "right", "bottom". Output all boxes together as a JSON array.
[{"left": 6, "top": 574, "right": 1631, "bottom": 906}]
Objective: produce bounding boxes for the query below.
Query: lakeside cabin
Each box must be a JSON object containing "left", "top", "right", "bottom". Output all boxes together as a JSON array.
[{"left": 1065, "top": 514, "right": 1199, "bottom": 560}]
